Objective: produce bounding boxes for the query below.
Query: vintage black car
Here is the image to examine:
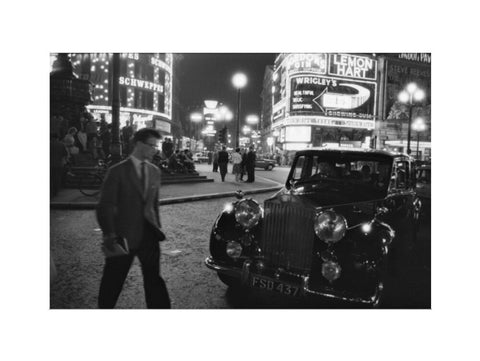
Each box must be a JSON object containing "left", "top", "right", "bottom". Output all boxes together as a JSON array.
[
  {"left": 255, "top": 158, "right": 276, "bottom": 170},
  {"left": 205, "top": 148, "right": 421, "bottom": 306}
]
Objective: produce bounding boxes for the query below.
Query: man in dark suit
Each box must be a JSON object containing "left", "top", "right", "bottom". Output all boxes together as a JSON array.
[
  {"left": 217, "top": 145, "right": 229, "bottom": 182},
  {"left": 245, "top": 145, "right": 256, "bottom": 183},
  {"left": 239, "top": 148, "right": 247, "bottom": 181},
  {"left": 96, "top": 128, "right": 171, "bottom": 309}
]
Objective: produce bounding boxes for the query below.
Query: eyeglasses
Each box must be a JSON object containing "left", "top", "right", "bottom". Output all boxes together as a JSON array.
[{"left": 142, "top": 142, "right": 159, "bottom": 149}]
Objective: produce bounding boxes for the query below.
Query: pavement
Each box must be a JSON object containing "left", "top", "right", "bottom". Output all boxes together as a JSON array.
[{"left": 50, "top": 163, "right": 284, "bottom": 209}]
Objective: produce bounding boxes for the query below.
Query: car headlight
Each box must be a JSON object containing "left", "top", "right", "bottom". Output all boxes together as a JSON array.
[
  {"left": 226, "top": 241, "right": 242, "bottom": 259},
  {"left": 314, "top": 211, "right": 347, "bottom": 244},
  {"left": 234, "top": 199, "right": 263, "bottom": 229}
]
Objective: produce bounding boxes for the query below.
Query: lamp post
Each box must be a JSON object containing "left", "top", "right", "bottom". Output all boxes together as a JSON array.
[
  {"left": 411, "top": 117, "right": 426, "bottom": 159},
  {"left": 232, "top": 72, "right": 247, "bottom": 148},
  {"left": 398, "top": 82, "right": 425, "bottom": 155}
]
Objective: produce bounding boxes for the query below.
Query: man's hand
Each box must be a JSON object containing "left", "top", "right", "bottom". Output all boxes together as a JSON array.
[{"left": 102, "top": 233, "right": 118, "bottom": 252}]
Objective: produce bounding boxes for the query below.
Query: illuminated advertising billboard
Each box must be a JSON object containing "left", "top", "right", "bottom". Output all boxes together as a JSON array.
[
  {"left": 289, "top": 75, "right": 377, "bottom": 120},
  {"left": 329, "top": 54, "right": 377, "bottom": 80}
]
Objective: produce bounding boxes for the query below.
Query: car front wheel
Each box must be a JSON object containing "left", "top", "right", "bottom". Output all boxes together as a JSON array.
[{"left": 267, "top": 164, "right": 274, "bottom": 170}]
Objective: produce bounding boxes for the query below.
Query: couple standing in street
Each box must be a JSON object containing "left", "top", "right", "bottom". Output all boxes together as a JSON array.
[{"left": 96, "top": 128, "right": 171, "bottom": 309}]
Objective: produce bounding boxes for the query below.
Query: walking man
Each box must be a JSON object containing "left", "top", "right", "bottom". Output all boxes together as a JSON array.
[
  {"left": 240, "top": 148, "right": 247, "bottom": 181},
  {"left": 96, "top": 128, "right": 171, "bottom": 309},
  {"left": 246, "top": 145, "right": 256, "bottom": 183},
  {"left": 218, "top": 146, "right": 229, "bottom": 182}
]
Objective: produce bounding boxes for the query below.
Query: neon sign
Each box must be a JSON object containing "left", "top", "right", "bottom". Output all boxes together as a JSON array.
[
  {"left": 119, "top": 76, "right": 164, "bottom": 93},
  {"left": 150, "top": 57, "right": 171, "bottom": 72},
  {"left": 289, "top": 75, "right": 377, "bottom": 120},
  {"left": 286, "top": 53, "right": 327, "bottom": 74},
  {"left": 329, "top": 54, "right": 377, "bottom": 80}
]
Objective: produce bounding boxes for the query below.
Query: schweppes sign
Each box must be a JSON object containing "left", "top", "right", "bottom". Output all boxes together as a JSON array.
[{"left": 119, "top": 76, "right": 164, "bottom": 93}]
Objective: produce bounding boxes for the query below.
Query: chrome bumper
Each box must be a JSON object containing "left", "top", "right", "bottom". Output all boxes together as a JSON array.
[{"left": 205, "top": 257, "right": 383, "bottom": 306}]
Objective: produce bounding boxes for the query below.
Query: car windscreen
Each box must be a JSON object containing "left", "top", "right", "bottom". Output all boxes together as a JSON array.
[{"left": 290, "top": 153, "right": 393, "bottom": 198}]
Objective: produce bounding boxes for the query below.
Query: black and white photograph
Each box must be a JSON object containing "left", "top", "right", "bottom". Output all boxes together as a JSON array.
[
  {"left": 3, "top": 1, "right": 480, "bottom": 361},
  {"left": 50, "top": 52, "right": 431, "bottom": 309}
]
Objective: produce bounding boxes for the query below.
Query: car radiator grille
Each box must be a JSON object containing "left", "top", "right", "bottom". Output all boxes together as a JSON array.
[{"left": 261, "top": 202, "right": 315, "bottom": 272}]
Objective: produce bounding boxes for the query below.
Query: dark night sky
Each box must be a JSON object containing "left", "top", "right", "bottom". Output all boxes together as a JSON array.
[{"left": 177, "top": 53, "right": 276, "bottom": 132}]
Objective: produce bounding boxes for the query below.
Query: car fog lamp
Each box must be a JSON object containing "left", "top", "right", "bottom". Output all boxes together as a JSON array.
[
  {"left": 321, "top": 261, "right": 341, "bottom": 283},
  {"left": 256, "top": 260, "right": 265, "bottom": 271},
  {"left": 235, "top": 199, "right": 263, "bottom": 229},
  {"left": 314, "top": 211, "right": 347, "bottom": 244},
  {"left": 226, "top": 241, "right": 243, "bottom": 259}
]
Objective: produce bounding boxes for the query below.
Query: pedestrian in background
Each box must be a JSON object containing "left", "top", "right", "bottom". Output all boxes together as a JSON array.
[
  {"left": 212, "top": 150, "right": 219, "bottom": 172},
  {"left": 240, "top": 148, "right": 247, "bottom": 181},
  {"left": 101, "top": 124, "right": 112, "bottom": 159},
  {"left": 96, "top": 128, "right": 171, "bottom": 309},
  {"left": 63, "top": 127, "right": 78, "bottom": 164},
  {"left": 218, "top": 146, "right": 229, "bottom": 182},
  {"left": 76, "top": 123, "right": 87, "bottom": 153},
  {"left": 246, "top": 145, "right": 256, "bottom": 183},
  {"left": 231, "top": 147, "right": 243, "bottom": 182},
  {"left": 207, "top": 151, "right": 213, "bottom": 165}
]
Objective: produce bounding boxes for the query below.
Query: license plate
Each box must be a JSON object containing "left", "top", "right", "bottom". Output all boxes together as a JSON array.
[{"left": 250, "top": 275, "right": 300, "bottom": 297}]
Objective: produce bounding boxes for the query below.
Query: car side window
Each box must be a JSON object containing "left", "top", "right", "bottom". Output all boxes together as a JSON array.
[{"left": 392, "top": 160, "right": 410, "bottom": 190}]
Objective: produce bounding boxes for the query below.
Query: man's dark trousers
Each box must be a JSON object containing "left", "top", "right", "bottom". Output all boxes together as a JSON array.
[
  {"left": 98, "top": 222, "right": 171, "bottom": 309},
  {"left": 219, "top": 162, "right": 228, "bottom": 181},
  {"left": 247, "top": 166, "right": 255, "bottom": 182}
]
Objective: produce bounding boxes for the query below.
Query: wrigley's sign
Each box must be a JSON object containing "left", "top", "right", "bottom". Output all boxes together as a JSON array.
[{"left": 119, "top": 76, "right": 164, "bottom": 93}]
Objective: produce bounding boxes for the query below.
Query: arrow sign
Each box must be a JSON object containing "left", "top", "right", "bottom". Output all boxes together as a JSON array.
[{"left": 313, "top": 83, "right": 371, "bottom": 111}]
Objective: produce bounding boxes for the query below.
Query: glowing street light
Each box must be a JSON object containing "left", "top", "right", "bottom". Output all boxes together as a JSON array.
[
  {"left": 398, "top": 82, "right": 425, "bottom": 155},
  {"left": 190, "top": 112, "right": 203, "bottom": 139},
  {"left": 190, "top": 112, "right": 203, "bottom": 123},
  {"left": 232, "top": 72, "right": 248, "bottom": 148},
  {"left": 412, "top": 117, "right": 427, "bottom": 159},
  {"left": 246, "top": 114, "right": 259, "bottom": 130}
]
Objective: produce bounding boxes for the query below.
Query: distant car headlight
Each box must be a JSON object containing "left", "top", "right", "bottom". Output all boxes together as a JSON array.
[
  {"left": 234, "top": 199, "right": 263, "bottom": 229},
  {"left": 314, "top": 211, "right": 347, "bottom": 244},
  {"left": 226, "top": 241, "right": 243, "bottom": 259}
]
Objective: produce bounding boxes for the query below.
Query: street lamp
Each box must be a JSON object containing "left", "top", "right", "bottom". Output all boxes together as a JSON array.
[
  {"left": 246, "top": 114, "right": 259, "bottom": 131},
  {"left": 411, "top": 117, "right": 427, "bottom": 159},
  {"left": 190, "top": 112, "right": 203, "bottom": 140},
  {"left": 398, "top": 82, "right": 425, "bottom": 155},
  {"left": 232, "top": 72, "right": 247, "bottom": 148}
]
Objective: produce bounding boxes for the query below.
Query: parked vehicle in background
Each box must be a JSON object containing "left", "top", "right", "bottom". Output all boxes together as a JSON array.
[
  {"left": 416, "top": 164, "right": 431, "bottom": 219},
  {"left": 205, "top": 148, "right": 422, "bottom": 307},
  {"left": 193, "top": 152, "right": 209, "bottom": 163},
  {"left": 255, "top": 158, "right": 276, "bottom": 170}
]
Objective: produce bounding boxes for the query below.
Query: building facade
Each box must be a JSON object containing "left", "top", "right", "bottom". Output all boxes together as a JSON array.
[
  {"left": 376, "top": 53, "right": 431, "bottom": 159},
  {"left": 270, "top": 53, "right": 378, "bottom": 151},
  {"left": 69, "top": 53, "right": 173, "bottom": 136}
]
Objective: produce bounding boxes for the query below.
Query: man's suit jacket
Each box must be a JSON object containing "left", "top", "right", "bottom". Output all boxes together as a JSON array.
[
  {"left": 96, "top": 158, "right": 164, "bottom": 250},
  {"left": 246, "top": 151, "right": 256, "bottom": 168}
]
